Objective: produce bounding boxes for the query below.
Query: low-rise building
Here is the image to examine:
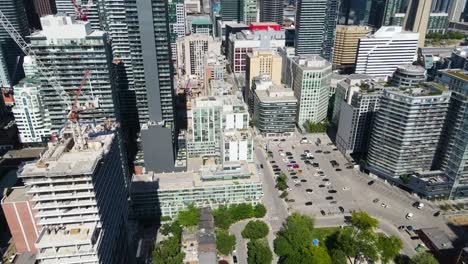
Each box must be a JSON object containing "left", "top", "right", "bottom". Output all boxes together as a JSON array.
[
  {"left": 131, "top": 160, "right": 263, "bottom": 218},
  {"left": 252, "top": 76, "right": 297, "bottom": 136}
]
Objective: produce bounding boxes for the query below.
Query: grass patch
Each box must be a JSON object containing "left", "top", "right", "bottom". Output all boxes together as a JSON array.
[{"left": 310, "top": 227, "right": 340, "bottom": 250}]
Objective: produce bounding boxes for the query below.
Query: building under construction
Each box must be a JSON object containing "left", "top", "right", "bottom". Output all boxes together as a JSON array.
[{"left": 18, "top": 121, "right": 131, "bottom": 263}]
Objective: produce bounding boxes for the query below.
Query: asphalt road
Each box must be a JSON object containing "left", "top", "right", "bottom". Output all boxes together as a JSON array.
[{"left": 255, "top": 132, "right": 454, "bottom": 257}]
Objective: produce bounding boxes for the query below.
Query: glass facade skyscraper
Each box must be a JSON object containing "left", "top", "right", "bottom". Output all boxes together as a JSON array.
[{"left": 294, "top": 0, "right": 339, "bottom": 61}]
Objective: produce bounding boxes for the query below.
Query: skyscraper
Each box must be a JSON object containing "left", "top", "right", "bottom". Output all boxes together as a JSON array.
[
  {"left": 294, "top": 0, "right": 339, "bottom": 61},
  {"left": 220, "top": 0, "right": 243, "bottom": 22},
  {"left": 332, "top": 25, "right": 371, "bottom": 69},
  {"left": 0, "top": 0, "right": 29, "bottom": 88},
  {"left": 243, "top": 0, "right": 257, "bottom": 23},
  {"left": 448, "top": 0, "right": 467, "bottom": 21},
  {"left": 260, "top": 0, "right": 283, "bottom": 24},
  {"left": 367, "top": 85, "right": 451, "bottom": 179},
  {"left": 18, "top": 122, "right": 132, "bottom": 263},
  {"left": 290, "top": 56, "right": 332, "bottom": 129},
  {"left": 29, "top": 16, "right": 116, "bottom": 133},
  {"left": 435, "top": 70, "right": 468, "bottom": 199},
  {"left": 404, "top": 0, "right": 432, "bottom": 47},
  {"left": 355, "top": 26, "right": 419, "bottom": 81}
]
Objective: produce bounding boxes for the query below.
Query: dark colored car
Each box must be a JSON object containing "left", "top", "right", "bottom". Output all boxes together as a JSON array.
[
  {"left": 273, "top": 139, "right": 279, "bottom": 141},
  {"left": 272, "top": 165, "right": 279, "bottom": 168},
  {"left": 335, "top": 168, "right": 342, "bottom": 172},
  {"left": 324, "top": 151, "right": 331, "bottom": 154},
  {"left": 273, "top": 168, "right": 281, "bottom": 172},
  {"left": 290, "top": 172, "right": 297, "bottom": 176},
  {"left": 301, "top": 179, "right": 307, "bottom": 182},
  {"left": 260, "top": 164, "right": 264, "bottom": 169},
  {"left": 286, "top": 152, "right": 293, "bottom": 156},
  {"left": 290, "top": 160, "right": 296, "bottom": 164},
  {"left": 274, "top": 172, "right": 281, "bottom": 175},
  {"left": 434, "top": 211, "right": 441, "bottom": 217},
  {"left": 292, "top": 176, "right": 298, "bottom": 179},
  {"left": 373, "top": 198, "right": 380, "bottom": 203},
  {"left": 306, "top": 189, "right": 313, "bottom": 193},
  {"left": 305, "top": 202, "right": 313, "bottom": 206},
  {"left": 368, "top": 180, "right": 375, "bottom": 185},
  {"left": 346, "top": 166, "right": 353, "bottom": 169},
  {"left": 304, "top": 160, "right": 311, "bottom": 164},
  {"left": 287, "top": 199, "right": 295, "bottom": 202},
  {"left": 339, "top": 206, "right": 345, "bottom": 213},
  {"left": 325, "top": 196, "right": 334, "bottom": 200},
  {"left": 281, "top": 139, "right": 286, "bottom": 141},
  {"left": 333, "top": 148, "right": 338, "bottom": 151},
  {"left": 315, "top": 150, "right": 323, "bottom": 153},
  {"left": 328, "top": 190, "right": 337, "bottom": 193},
  {"left": 330, "top": 201, "right": 338, "bottom": 204},
  {"left": 307, "top": 156, "right": 315, "bottom": 160},
  {"left": 319, "top": 184, "right": 325, "bottom": 188},
  {"left": 233, "top": 256, "right": 238, "bottom": 263},
  {"left": 322, "top": 178, "right": 330, "bottom": 181},
  {"left": 320, "top": 210, "right": 326, "bottom": 216},
  {"left": 269, "top": 160, "right": 275, "bottom": 164},
  {"left": 398, "top": 225, "right": 405, "bottom": 230},
  {"left": 312, "top": 163, "right": 319, "bottom": 167}
]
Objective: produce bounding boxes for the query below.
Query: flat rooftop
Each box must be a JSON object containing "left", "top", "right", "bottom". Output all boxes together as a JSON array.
[
  {"left": 19, "top": 122, "right": 115, "bottom": 178},
  {"left": 132, "top": 161, "right": 261, "bottom": 191},
  {"left": 419, "top": 227, "right": 454, "bottom": 251},
  {"left": 255, "top": 85, "right": 297, "bottom": 103},
  {"left": 36, "top": 223, "right": 97, "bottom": 248},
  {"left": 2, "top": 148, "right": 45, "bottom": 160},
  {"left": 292, "top": 55, "right": 331, "bottom": 70}
]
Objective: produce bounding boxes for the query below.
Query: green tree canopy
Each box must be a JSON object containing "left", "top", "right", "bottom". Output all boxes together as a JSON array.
[
  {"left": 216, "top": 229, "right": 236, "bottom": 256},
  {"left": 242, "top": 220, "right": 269, "bottom": 240},
  {"left": 254, "top": 204, "right": 267, "bottom": 218},
  {"left": 213, "top": 205, "right": 235, "bottom": 230},
  {"left": 247, "top": 239, "right": 273, "bottom": 264},
  {"left": 230, "top": 203, "right": 254, "bottom": 221},
  {"left": 336, "top": 226, "right": 380, "bottom": 264},
  {"left": 276, "top": 173, "right": 288, "bottom": 191},
  {"left": 330, "top": 249, "right": 347, "bottom": 264},
  {"left": 177, "top": 204, "right": 200, "bottom": 227},
  {"left": 411, "top": 252, "right": 438, "bottom": 264},
  {"left": 350, "top": 211, "right": 379, "bottom": 231},
  {"left": 309, "top": 246, "right": 332, "bottom": 264},
  {"left": 274, "top": 213, "right": 315, "bottom": 263},
  {"left": 152, "top": 236, "right": 185, "bottom": 264},
  {"left": 378, "top": 234, "right": 403, "bottom": 264}
]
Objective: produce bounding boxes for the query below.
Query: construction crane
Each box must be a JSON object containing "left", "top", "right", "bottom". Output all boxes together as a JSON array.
[
  {"left": 0, "top": 9, "right": 97, "bottom": 144},
  {"left": 71, "top": 0, "right": 93, "bottom": 21},
  {"left": 68, "top": 70, "right": 91, "bottom": 148}
]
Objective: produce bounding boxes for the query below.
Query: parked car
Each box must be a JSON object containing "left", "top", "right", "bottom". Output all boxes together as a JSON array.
[
  {"left": 322, "top": 178, "right": 330, "bottom": 181},
  {"left": 305, "top": 202, "right": 313, "bottom": 206},
  {"left": 281, "top": 138, "right": 286, "bottom": 141},
  {"left": 368, "top": 180, "right": 375, "bottom": 185},
  {"left": 260, "top": 164, "right": 264, "bottom": 169},
  {"left": 326, "top": 196, "right": 334, "bottom": 200},
  {"left": 433, "top": 211, "right": 441, "bottom": 217},
  {"left": 306, "top": 189, "right": 313, "bottom": 194},
  {"left": 323, "top": 151, "right": 331, "bottom": 154},
  {"left": 339, "top": 206, "right": 345, "bottom": 213},
  {"left": 295, "top": 183, "right": 302, "bottom": 187},
  {"left": 291, "top": 176, "right": 298, "bottom": 179},
  {"left": 373, "top": 198, "right": 380, "bottom": 203},
  {"left": 328, "top": 190, "right": 337, "bottom": 193},
  {"left": 319, "top": 184, "right": 325, "bottom": 188},
  {"left": 301, "top": 179, "right": 307, "bottom": 182},
  {"left": 335, "top": 168, "right": 342, "bottom": 172},
  {"left": 269, "top": 160, "right": 275, "bottom": 164},
  {"left": 315, "top": 150, "right": 323, "bottom": 153},
  {"left": 293, "top": 164, "right": 299, "bottom": 168},
  {"left": 320, "top": 210, "right": 326, "bottom": 216}
]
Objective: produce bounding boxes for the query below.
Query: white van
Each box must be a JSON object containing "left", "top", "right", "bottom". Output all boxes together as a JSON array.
[
  {"left": 417, "top": 203, "right": 424, "bottom": 209},
  {"left": 406, "top": 213, "right": 414, "bottom": 219}
]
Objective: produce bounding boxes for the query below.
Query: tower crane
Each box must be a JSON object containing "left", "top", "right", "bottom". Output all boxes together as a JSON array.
[{"left": 0, "top": 9, "right": 97, "bottom": 145}]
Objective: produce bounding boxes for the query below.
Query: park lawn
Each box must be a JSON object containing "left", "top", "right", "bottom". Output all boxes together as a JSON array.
[{"left": 310, "top": 227, "right": 340, "bottom": 250}]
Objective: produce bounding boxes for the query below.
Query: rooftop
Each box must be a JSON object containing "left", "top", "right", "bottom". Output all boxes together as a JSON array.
[
  {"left": 19, "top": 122, "right": 116, "bottom": 178},
  {"left": 1, "top": 147, "right": 45, "bottom": 160},
  {"left": 419, "top": 227, "right": 454, "bottom": 251},
  {"left": 365, "top": 26, "right": 418, "bottom": 39},
  {"left": 446, "top": 70, "right": 468, "bottom": 81},
  {"left": 292, "top": 55, "right": 331, "bottom": 70},
  {"left": 189, "top": 15, "right": 212, "bottom": 25},
  {"left": 255, "top": 84, "right": 297, "bottom": 103},
  {"left": 132, "top": 161, "right": 260, "bottom": 191},
  {"left": 36, "top": 223, "right": 98, "bottom": 249}
]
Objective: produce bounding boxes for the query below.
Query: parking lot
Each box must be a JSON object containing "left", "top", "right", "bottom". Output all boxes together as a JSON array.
[{"left": 258, "top": 133, "right": 456, "bottom": 256}]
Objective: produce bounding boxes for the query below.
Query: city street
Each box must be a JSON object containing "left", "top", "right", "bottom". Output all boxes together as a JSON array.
[{"left": 253, "top": 132, "right": 455, "bottom": 258}]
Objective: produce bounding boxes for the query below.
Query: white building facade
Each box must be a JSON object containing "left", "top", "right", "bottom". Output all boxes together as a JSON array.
[
  {"left": 355, "top": 26, "right": 419, "bottom": 81},
  {"left": 291, "top": 56, "right": 332, "bottom": 129},
  {"left": 13, "top": 81, "right": 50, "bottom": 143},
  {"left": 177, "top": 34, "right": 221, "bottom": 78}
]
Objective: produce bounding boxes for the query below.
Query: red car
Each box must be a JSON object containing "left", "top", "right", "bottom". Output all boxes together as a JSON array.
[
  {"left": 293, "top": 164, "right": 299, "bottom": 169},
  {"left": 287, "top": 164, "right": 293, "bottom": 168}
]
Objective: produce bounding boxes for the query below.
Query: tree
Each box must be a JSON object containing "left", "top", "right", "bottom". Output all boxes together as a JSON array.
[
  {"left": 394, "top": 254, "right": 411, "bottom": 264},
  {"left": 152, "top": 236, "right": 185, "bottom": 264},
  {"left": 160, "top": 220, "right": 182, "bottom": 237},
  {"left": 254, "top": 204, "right": 267, "bottom": 218},
  {"left": 330, "top": 249, "right": 347, "bottom": 264},
  {"left": 336, "top": 227, "right": 379, "bottom": 264},
  {"left": 216, "top": 229, "right": 236, "bottom": 256},
  {"left": 411, "top": 252, "right": 438, "bottom": 264},
  {"left": 230, "top": 203, "right": 254, "bottom": 221},
  {"left": 213, "top": 206, "right": 235, "bottom": 230},
  {"left": 378, "top": 234, "right": 403, "bottom": 264},
  {"left": 274, "top": 213, "right": 315, "bottom": 263},
  {"left": 242, "top": 220, "right": 269, "bottom": 239},
  {"left": 350, "top": 211, "right": 379, "bottom": 231},
  {"left": 177, "top": 204, "right": 200, "bottom": 227},
  {"left": 247, "top": 239, "right": 273, "bottom": 264},
  {"left": 276, "top": 173, "right": 288, "bottom": 191},
  {"left": 309, "top": 246, "right": 332, "bottom": 264}
]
